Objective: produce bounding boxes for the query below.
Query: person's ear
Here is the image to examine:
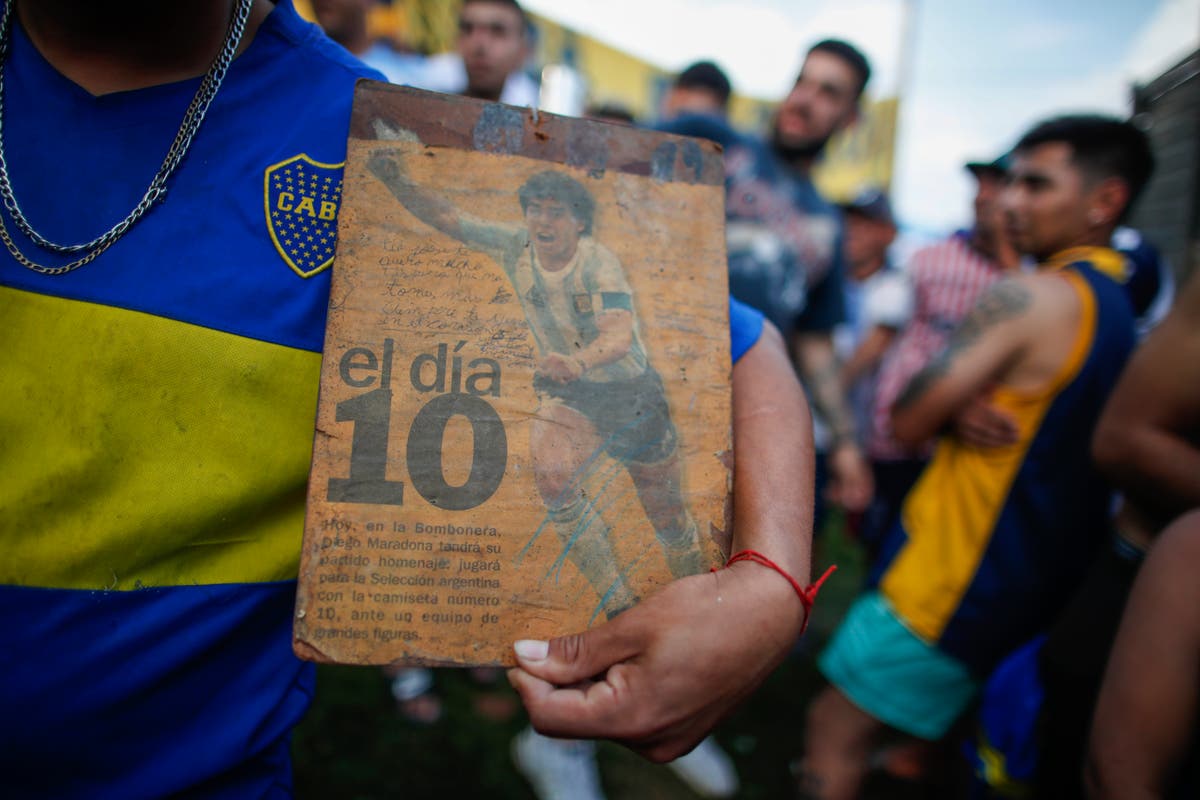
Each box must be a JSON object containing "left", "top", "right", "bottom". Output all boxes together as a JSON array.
[{"left": 1087, "top": 177, "right": 1129, "bottom": 229}]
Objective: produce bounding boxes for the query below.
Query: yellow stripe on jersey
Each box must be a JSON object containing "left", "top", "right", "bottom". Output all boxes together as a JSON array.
[
  {"left": 881, "top": 270, "right": 1098, "bottom": 642},
  {"left": 1043, "top": 246, "right": 1126, "bottom": 283},
  {"left": 0, "top": 286, "right": 321, "bottom": 590}
]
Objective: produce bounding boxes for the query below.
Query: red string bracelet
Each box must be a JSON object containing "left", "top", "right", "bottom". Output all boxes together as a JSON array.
[{"left": 712, "top": 550, "right": 836, "bottom": 636}]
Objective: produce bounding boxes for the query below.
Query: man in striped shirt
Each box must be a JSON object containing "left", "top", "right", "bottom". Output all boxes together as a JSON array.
[{"left": 859, "top": 154, "right": 1021, "bottom": 553}]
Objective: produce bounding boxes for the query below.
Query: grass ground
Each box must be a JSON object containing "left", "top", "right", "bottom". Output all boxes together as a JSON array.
[{"left": 292, "top": 516, "right": 868, "bottom": 799}]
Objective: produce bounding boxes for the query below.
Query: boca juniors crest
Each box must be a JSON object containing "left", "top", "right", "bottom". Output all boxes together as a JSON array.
[{"left": 265, "top": 154, "right": 345, "bottom": 278}]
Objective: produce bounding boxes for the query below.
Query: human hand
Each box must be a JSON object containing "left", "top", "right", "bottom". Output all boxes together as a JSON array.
[
  {"left": 536, "top": 353, "right": 584, "bottom": 384},
  {"left": 826, "top": 442, "right": 873, "bottom": 513},
  {"left": 508, "top": 561, "right": 806, "bottom": 762},
  {"left": 954, "top": 395, "right": 1018, "bottom": 449}
]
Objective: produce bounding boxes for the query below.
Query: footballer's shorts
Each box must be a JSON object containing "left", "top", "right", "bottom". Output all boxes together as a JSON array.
[{"left": 535, "top": 368, "right": 677, "bottom": 465}]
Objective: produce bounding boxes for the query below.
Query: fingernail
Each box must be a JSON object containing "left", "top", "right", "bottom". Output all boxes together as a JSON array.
[{"left": 514, "top": 639, "right": 549, "bottom": 662}]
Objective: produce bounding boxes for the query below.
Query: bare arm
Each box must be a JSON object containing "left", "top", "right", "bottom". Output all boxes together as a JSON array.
[
  {"left": 840, "top": 324, "right": 897, "bottom": 390},
  {"left": 794, "top": 331, "right": 855, "bottom": 445},
  {"left": 891, "top": 278, "right": 1032, "bottom": 446},
  {"left": 367, "top": 150, "right": 469, "bottom": 241},
  {"left": 1086, "top": 511, "right": 1200, "bottom": 800},
  {"left": 841, "top": 271, "right": 910, "bottom": 389},
  {"left": 577, "top": 310, "right": 634, "bottom": 371},
  {"left": 952, "top": 393, "right": 1019, "bottom": 449},
  {"left": 507, "top": 322, "right": 816, "bottom": 761},
  {"left": 794, "top": 331, "right": 873, "bottom": 511},
  {"left": 729, "top": 321, "right": 815, "bottom": 582},
  {"left": 537, "top": 310, "right": 635, "bottom": 384},
  {"left": 1092, "top": 272, "right": 1200, "bottom": 529}
]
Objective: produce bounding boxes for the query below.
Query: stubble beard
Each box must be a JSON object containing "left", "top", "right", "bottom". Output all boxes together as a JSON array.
[{"left": 770, "top": 126, "right": 831, "bottom": 167}]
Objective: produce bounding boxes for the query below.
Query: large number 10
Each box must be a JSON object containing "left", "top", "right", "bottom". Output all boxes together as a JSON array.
[{"left": 326, "top": 389, "right": 508, "bottom": 511}]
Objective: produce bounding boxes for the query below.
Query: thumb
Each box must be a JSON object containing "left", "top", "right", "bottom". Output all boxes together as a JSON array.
[{"left": 513, "top": 618, "right": 641, "bottom": 686}]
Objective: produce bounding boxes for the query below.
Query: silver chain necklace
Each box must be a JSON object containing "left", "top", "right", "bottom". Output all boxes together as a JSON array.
[{"left": 0, "top": 0, "right": 254, "bottom": 275}]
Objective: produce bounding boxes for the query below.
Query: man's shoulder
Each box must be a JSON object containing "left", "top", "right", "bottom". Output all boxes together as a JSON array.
[
  {"left": 252, "top": 1, "right": 385, "bottom": 92},
  {"left": 1053, "top": 254, "right": 1141, "bottom": 337},
  {"left": 991, "top": 273, "right": 1083, "bottom": 335},
  {"left": 720, "top": 131, "right": 787, "bottom": 181},
  {"left": 657, "top": 113, "right": 742, "bottom": 148},
  {"left": 579, "top": 237, "right": 621, "bottom": 269}
]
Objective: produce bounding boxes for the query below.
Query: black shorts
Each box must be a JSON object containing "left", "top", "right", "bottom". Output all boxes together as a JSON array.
[{"left": 533, "top": 368, "right": 678, "bottom": 465}]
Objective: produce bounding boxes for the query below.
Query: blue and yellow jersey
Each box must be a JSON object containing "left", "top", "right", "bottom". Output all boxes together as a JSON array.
[
  {"left": 873, "top": 249, "right": 1136, "bottom": 675},
  {"left": 0, "top": 2, "right": 381, "bottom": 795}
]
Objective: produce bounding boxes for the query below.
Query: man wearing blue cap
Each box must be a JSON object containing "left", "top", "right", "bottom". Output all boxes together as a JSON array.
[
  {"left": 836, "top": 188, "right": 906, "bottom": 394},
  {"left": 832, "top": 188, "right": 913, "bottom": 550}
]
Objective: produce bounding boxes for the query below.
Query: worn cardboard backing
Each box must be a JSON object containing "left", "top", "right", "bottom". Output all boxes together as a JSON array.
[{"left": 294, "top": 83, "right": 732, "bottom": 666}]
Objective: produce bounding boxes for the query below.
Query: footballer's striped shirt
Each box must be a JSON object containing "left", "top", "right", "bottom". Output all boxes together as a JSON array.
[{"left": 457, "top": 218, "right": 651, "bottom": 383}]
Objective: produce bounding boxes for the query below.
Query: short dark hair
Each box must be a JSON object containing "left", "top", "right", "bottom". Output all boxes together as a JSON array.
[
  {"left": 807, "top": 39, "right": 871, "bottom": 99},
  {"left": 1014, "top": 114, "right": 1155, "bottom": 221},
  {"left": 518, "top": 171, "right": 595, "bottom": 234},
  {"left": 675, "top": 60, "right": 732, "bottom": 107},
  {"left": 460, "top": 0, "right": 528, "bottom": 28}
]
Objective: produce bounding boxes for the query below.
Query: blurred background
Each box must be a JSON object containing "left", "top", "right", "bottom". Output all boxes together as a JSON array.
[{"left": 298, "top": 0, "right": 1199, "bottom": 281}]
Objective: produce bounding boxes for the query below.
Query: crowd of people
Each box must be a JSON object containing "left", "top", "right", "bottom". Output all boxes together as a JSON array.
[{"left": 2, "top": 0, "right": 1196, "bottom": 798}]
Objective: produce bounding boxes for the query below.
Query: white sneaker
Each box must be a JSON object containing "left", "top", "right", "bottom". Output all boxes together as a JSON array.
[
  {"left": 667, "top": 736, "right": 740, "bottom": 798},
  {"left": 388, "top": 668, "right": 433, "bottom": 702},
  {"left": 512, "top": 727, "right": 606, "bottom": 800}
]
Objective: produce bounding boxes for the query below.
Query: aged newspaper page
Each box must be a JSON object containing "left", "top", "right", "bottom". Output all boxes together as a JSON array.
[{"left": 294, "top": 83, "right": 732, "bottom": 666}]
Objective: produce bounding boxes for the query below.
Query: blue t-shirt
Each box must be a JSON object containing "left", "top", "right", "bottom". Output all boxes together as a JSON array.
[
  {"left": 0, "top": 3, "right": 381, "bottom": 797},
  {"left": 730, "top": 296, "right": 764, "bottom": 361},
  {"left": 660, "top": 113, "right": 846, "bottom": 336}
]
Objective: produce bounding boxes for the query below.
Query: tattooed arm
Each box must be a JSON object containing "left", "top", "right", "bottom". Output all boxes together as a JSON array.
[
  {"left": 794, "top": 332, "right": 873, "bottom": 512},
  {"left": 891, "top": 278, "right": 1035, "bottom": 446},
  {"left": 795, "top": 332, "right": 857, "bottom": 444},
  {"left": 840, "top": 325, "right": 898, "bottom": 391}
]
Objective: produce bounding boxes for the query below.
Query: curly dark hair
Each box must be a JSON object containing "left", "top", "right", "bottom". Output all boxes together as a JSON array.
[{"left": 517, "top": 171, "right": 595, "bottom": 235}]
